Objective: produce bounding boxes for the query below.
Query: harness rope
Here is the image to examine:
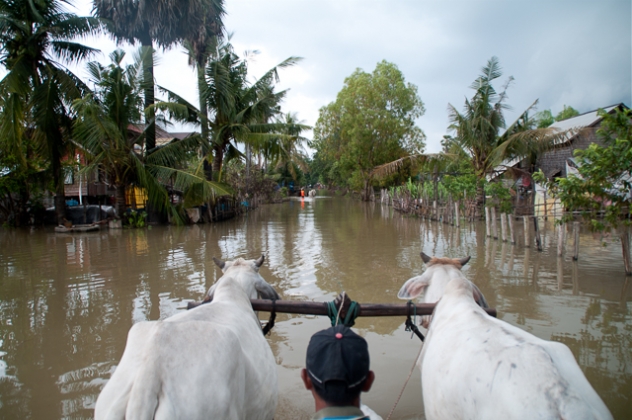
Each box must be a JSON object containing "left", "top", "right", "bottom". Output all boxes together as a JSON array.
[
  {"left": 385, "top": 301, "right": 425, "bottom": 420},
  {"left": 405, "top": 300, "right": 425, "bottom": 341},
  {"left": 385, "top": 342, "right": 424, "bottom": 420},
  {"left": 261, "top": 299, "right": 276, "bottom": 336}
]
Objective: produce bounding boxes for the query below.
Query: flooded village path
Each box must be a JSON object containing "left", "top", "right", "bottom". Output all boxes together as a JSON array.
[{"left": 0, "top": 196, "right": 630, "bottom": 419}]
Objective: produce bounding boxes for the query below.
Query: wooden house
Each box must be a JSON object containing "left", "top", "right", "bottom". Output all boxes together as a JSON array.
[{"left": 536, "top": 103, "right": 628, "bottom": 180}]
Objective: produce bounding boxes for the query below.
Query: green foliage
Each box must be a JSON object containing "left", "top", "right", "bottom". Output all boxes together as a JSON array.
[
  {"left": 537, "top": 107, "right": 632, "bottom": 231},
  {"left": 442, "top": 173, "right": 479, "bottom": 199},
  {"left": 484, "top": 181, "right": 513, "bottom": 213},
  {"left": 125, "top": 209, "right": 147, "bottom": 228},
  {"left": 311, "top": 60, "right": 425, "bottom": 196},
  {"left": 535, "top": 109, "right": 555, "bottom": 128},
  {"left": 555, "top": 105, "right": 580, "bottom": 122}
]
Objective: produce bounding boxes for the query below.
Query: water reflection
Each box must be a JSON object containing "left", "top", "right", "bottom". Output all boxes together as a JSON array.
[{"left": 0, "top": 198, "right": 630, "bottom": 419}]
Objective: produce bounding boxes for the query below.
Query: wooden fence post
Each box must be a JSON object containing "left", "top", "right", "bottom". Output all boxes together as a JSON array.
[
  {"left": 508, "top": 214, "right": 515, "bottom": 244},
  {"left": 557, "top": 222, "right": 565, "bottom": 257},
  {"left": 572, "top": 221, "right": 580, "bottom": 261},
  {"left": 622, "top": 227, "right": 631, "bottom": 276},
  {"left": 491, "top": 207, "right": 498, "bottom": 240},
  {"left": 500, "top": 213, "right": 507, "bottom": 242},
  {"left": 523, "top": 216, "right": 530, "bottom": 247},
  {"left": 455, "top": 201, "right": 460, "bottom": 227},
  {"left": 534, "top": 216, "right": 543, "bottom": 252},
  {"left": 485, "top": 207, "right": 491, "bottom": 237}
]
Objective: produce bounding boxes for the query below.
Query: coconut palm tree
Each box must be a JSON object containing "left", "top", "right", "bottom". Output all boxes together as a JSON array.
[
  {"left": 204, "top": 41, "right": 303, "bottom": 179},
  {"left": 0, "top": 0, "right": 101, "bottom": 223},
  {"left": 266, "top": 112, "right": 310, "bottom": 182},
  {"left": 92, "top": 0, "right": 225, "bottom": 154},
  {"left": 446, "top": 56, "right": 569, "bottom": 211},
  {"left": 73, "top": 48, "right": 229, "bottom": 221},
  {"left": 159, "top": 39, "right": 305, "bottom": 181}
]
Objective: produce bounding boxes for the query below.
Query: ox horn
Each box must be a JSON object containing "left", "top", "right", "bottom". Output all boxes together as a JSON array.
[
  {"left": 254, "top": 254, "right": 265, "bottom": 267},
  {"left": 213, "top": 257, "right": 225, "bottom": 269},
  {"left": 420, "top": 252, "right": 432, "bottom": 264},
  {"left": 459, "top": 256, "right": 471, "bottom": 267}
]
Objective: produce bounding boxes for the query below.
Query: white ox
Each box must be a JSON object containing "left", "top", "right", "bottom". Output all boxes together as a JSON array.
[
  {"left": 398, "top": 252, "right": 488, "bottom": 328},
  {"left": 398, "top": 254, "right": 612, "bottom": 420},
  {"left": 95, "top": 255, "right": 280, "bottom": 420},
  {"left": 308, "top": 189, "right": 316, "bottom": 197}
]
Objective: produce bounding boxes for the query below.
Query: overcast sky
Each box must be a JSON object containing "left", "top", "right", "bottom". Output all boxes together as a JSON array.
[{"left": 70, "top": 0, "right": 631, "bottom": 153}]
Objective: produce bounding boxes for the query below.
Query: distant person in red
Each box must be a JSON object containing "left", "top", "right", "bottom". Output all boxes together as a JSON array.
[{"left": 301, "top": 189, "right": 305, "bottom": 198}]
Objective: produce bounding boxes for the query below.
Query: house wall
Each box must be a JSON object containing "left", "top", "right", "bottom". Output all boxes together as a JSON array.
[{"left": 536, "top": 125, "right": 603, "bottom": 178}]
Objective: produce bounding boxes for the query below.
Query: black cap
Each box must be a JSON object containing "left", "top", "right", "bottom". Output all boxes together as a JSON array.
[{"left": 306, "top": 325, "right": 370, "bottom": 393}]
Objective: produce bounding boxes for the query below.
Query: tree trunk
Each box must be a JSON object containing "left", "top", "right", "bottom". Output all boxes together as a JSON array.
[
  {"left": 141, "top": 33, "right": 155, "bottom": 154},
  {"left": 51, "top": 147, "right": 66, "bottom": 225},
  {"left": 475, "top": 181, "right": 485, "bottom": 219},
  {"left": 115, "top": 184, "right": 126, "bottom": 220},
  {"left": 197, "top": 63, "right": 213, "bottom": 181},
  {"left": 212, "top": 146, "right": 224, "bottom": 181},
  {"left": 362, "top": 178, "right": 372, "bottom": 201}
]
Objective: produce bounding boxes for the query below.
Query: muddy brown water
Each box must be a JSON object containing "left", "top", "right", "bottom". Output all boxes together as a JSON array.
[{"left": 0, "top": 196, "right": 630, "bottom": 419}]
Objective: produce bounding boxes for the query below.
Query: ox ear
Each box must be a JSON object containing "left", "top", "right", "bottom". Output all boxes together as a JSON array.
[
  {"left": 397, "top": 275, "right": 429, "bottom": 300},
  {"left": 255, "top": 279, "right": 280, "bottom": 301},
  {"left": 213, "top": 257, "right": 225, "bottom": 270},
  {"left": 420, "top": 252, "right": 432, "bottom": 264},
  {"left": 459, "top": 256, "right": 471, "bottom": 267},
  {"left": 254, "top": 254, "right": 265, "bottom": 268},
  {"left": 472, "top": 283, "right": 489, "bottom": 308}
]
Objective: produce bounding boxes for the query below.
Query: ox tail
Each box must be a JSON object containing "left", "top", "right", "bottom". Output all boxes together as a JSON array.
[{"left": 124, "top": 355, "right": 162, "bottom": 420}]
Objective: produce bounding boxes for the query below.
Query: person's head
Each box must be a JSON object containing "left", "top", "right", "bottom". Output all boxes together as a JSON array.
[{"left": 301, "top": 325, "right": 375, "bottom": 407}]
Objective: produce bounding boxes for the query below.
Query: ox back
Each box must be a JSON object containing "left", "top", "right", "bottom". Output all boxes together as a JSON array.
[
  {"left": 94, "top": 257, "right": 279, "bottom": 420},
  {"left": 419, "top": 276, "right": 612, "bottom": 420}
]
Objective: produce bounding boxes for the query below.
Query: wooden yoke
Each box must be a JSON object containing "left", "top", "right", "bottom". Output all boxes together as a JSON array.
[{"left": 187, "top": 292, "right": 498, "bottom": 318}]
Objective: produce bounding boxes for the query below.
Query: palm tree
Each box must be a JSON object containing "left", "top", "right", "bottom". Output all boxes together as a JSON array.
[
  {"left": 73, "top": 49, "right": 229, "bottom": 221},
  {"left": 0, "top": 0, "right": 101, "bottom": 223},
  {"left": 204, "top": 41, "right": 303, "bottom": 179},
  {"left": 447, "top": 56, "right": 567, "bottom": 211},
  {"left": 160, "top": 39, "right": 304, "bottom": 181},
  {"left": 92, "top": 0, "right": 225, "bottom": 154},
  {"left": 266, "top": 112, "right": 310, "bottom": 182}
]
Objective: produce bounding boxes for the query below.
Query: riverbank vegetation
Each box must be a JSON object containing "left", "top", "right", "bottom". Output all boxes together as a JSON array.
[{"left": 0, "top": 0, "right": 308, "bottom": 226}]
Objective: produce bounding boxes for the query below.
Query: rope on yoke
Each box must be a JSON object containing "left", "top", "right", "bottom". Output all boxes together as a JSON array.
[
  {"left": 326, "top": 297, "right": 360, "bottom": 327},
  {"left": 405, "top": 301, "right": 424, "bottom": 342},
  {"left": 261, "top": 299, "right": 276, "bottom": 336}
]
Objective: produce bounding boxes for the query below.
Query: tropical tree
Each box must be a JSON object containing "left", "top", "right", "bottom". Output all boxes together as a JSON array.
[
  {"left": 160, "top": 39, "right": 304, "bottom": 182},
  {"left": 266, "top": 112, "right": 310, "bottom": 183},
  {"left": 0, "top": 0, "right": 101, "bottom": 223},
  {"left": 311, "top": 60, "right": 425, "bottom": 200},
  {"left": 446, "top": 56, "right": 569, "bottom": 212},
  {"left": 555, "top": 105, "right": 580, "bottom": 122},
  {"left": 535, "top": 105, "right": 580, "bottom": 128},
  {"left": 73, "top": 49, "right": 229, "bottom": 221},
  {"left": 92, "top": 0, "right": 225, "bottom": 153}
]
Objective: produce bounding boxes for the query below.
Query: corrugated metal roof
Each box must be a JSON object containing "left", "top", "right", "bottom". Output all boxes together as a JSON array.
[{"left": 549, "top": 104, "right": 620, "bottom": 131}]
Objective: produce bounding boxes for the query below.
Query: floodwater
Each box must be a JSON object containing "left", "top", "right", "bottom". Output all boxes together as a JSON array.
[{"left": 0, "top": 196, "right": 630, "bottom": 419}]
